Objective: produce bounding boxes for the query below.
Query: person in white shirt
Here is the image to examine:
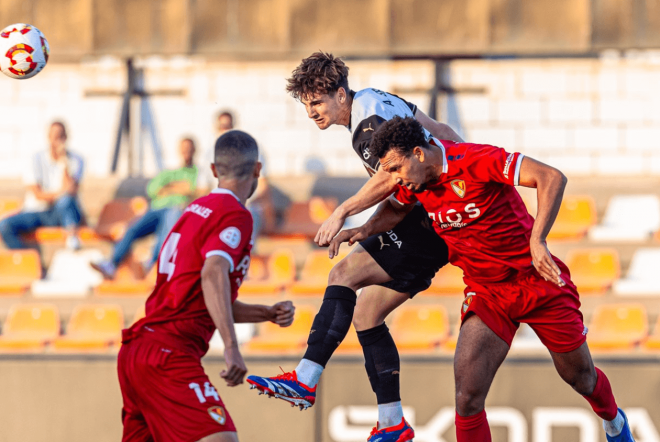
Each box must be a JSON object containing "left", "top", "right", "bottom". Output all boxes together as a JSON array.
[{"left": 0, "top": 121, "right": 84, "bottom": 251}]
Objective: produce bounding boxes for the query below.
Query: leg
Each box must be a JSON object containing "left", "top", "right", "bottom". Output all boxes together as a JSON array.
[
  {"left": 52, "top": 195, "right": 82, "bottom": 229},
  {"left": 111, "top": 209, "right": 163, "bottom": 266},
  {"left": 454, "top": 315, "right": 509, "bottom": 442},
  {"left": 353, "top": 285, "right": 409, "bottom": 331},
  {"left": 198, "top": 432, "right": 239, "bottom": 442},
  {"left": 0, "top": 211, "right": 45, "bottom": 249}
]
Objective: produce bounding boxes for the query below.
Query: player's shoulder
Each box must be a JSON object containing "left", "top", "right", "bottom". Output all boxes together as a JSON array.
[
  {"left": 440, "top": 140, "right": 503, "bottom": 164},
  {"left": 186, "top": 189, "right": 249, "bottom": 220}
]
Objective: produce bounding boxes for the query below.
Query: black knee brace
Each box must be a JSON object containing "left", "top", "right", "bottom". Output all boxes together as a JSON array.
[
  {"left": 303, "top": 285, "right": 357, "bottom": 367},
  {"left": 357, "top": 323, "right": 401, "bottom": 404}
]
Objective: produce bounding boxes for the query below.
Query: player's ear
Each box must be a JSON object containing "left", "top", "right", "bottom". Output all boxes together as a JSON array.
[
  {"left": 210, "top": 163, "right": 218, "bottom": 178},
  {"left": 414, "top": 146, "right": 425, "bottom": 163},
  {"left": 254, "top": 161, "right": 263, "bottom": 179},
  {"left": 337, "top": 87, "right": 346, "bottom": 103}
]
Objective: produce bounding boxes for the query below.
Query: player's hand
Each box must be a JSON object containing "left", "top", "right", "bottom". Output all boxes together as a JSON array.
[
  {"left": 268, "top": 300, "right": 295, "bottom": 327},
  {"left": 315, "top": 207, "right": 347, "bottom": 247},
  {"left": 328, "top": 227, "right": 367, "bottom": 259},
  {"left": 530, "top": 238, "right": 565, "bottom": 287},
  {"left": 221, "top": 346, "right": 248, "bottom": 387}
]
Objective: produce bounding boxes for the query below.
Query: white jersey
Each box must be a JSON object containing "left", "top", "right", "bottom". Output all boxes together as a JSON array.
[{"left": 348, "top": 88, "right": 433, "bottom": 175}]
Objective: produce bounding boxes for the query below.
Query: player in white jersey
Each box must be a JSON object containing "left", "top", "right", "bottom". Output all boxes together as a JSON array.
[{"left": 248, "top": 52, "right": 463, "bottom": 441}]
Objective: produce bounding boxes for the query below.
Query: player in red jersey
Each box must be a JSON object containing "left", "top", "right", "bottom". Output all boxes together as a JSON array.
[
  {"left": 118, "top": 130, "right": 296, "bottom": 442},
  {"left": 330, "top": 117, "right": 635, "bottom": 442}
]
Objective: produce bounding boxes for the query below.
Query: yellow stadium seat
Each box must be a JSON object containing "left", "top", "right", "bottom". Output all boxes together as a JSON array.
[
  {"left": 588, "top": 304, "right": 648, "bottom": 350},
  {"left": 0, "top": 198, "right": 21, "bottom": 218},
  {"left": 308, "top": 197, "right": 338, "bottom": 224},
  {"left": 95, "top": 197, "right": 149, "bottom": 241},
  {"left": 335, "top": 323, "right": 362, "bottom": 353},
  {"left": 566, "top": 248, "right": 620, "bottom": 295},
  {"left": 391, "top": 305, "right": 450, "bottom": 351},
  {"left": 95, "top": 257, "right": 156, "bottom": 296},
  {"left": 243, "top": 306, "right": 315, "bottom": 353},
  {"left": 426, "top": 264, "right": 465, "bottom": 295},
  {"left": 0, "top": 304, "right": 60, "bottom": 351},
  {"left": 289, "top": 250, "right": 348, "bottom": 295},
  {"left": 53, "top": 304, "right": 124, "bottom": 351},
  {"left": 240, "top": 249, "right": 296, "bottom": 295},
  {"left": 547, "top": 195, "right": 597, "bottom": 240},
  {"left": 644, "top": 316, "right": 660, "bottom": 350},
  {"left": 0, "top": 250, "right": 41, "bottom": 295}
]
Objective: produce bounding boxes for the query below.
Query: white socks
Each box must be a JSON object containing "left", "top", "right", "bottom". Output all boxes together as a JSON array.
[
  {"left": 378, "top": 401, "right": 404, "bottom": 429},
  {"left": 295, "top": 359, "right": 323, "bottom": 388},
  {"left": 603, "top": 410, "right": 625, "bottom": 437}
]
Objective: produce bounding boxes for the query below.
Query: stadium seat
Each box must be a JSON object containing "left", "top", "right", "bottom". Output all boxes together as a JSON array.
[
  {"left": 565, "top": 248, "right": 620, "bottom": 295},
  {"left": 94, "top": 257, "right": 156, "bottom": 296},
  {"left": 0, "top": 249, "right": 41, "bottom": 295},
  {"left": 0, "top": 304, "right": 60, "bottom": 351},
  {"left": 613, "top": 248, "right": 660, "bottom": 296},
  {"left": 240, "top": 248, "right": 296, "bottom": 295},
  {"left": 390, "top": 305, "right": 450, "bottom": 351},
  {"left": 243, "top": 306, "right": 315, "bottom": 353},
  {"left": 274, "top": 198, "right": 337, "bottom": 239},
  {"left": 587, "top": 304, "right": 648, "bottom": 350},
  {"left": 289, "top": 250, "right": 348, "bottom": 295},
  {"left": 31, "top": 249, "right": 104, "bottom": 297},
  {"left": 644, "top": 316, "right": 660, "bottom": 351},
  {"left": 335, "top": 323, "right": 362, "bottom": 353},
  {"left": 95, "top": 197, "right": 149, "bottom": 241},
  {"left": 0, "top": 197, "right": 21, "bottom": 218},
  {"left": 52, "top": 304, "right": 124, "bottom": 351},
  {"left": 426, "top": 264, "right": 465, "bottom": 295},
  {"left": 547, "top": 195, "right": 597, "bottom": 240},
  {"left": 589, "top": 195, "right": 660, "bottom": 242},
  {"left": 25, "top": 226, "right": 100, "bottom": 244}
]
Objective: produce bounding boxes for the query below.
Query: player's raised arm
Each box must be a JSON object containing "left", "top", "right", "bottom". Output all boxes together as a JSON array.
[
  {"left": 518, "top": 156, "right": 568, "bottom": 287},
  {"left": 201, "top": 255, "right": 248, "bottom": 387},
  {"left": 414, "top": 108, "right": 464, "bottom": 143},
  {"left": 232, "top": 300, "right": 295, "bottom": 327}
]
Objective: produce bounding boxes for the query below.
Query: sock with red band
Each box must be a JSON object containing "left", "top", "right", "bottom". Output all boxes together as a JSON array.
[
  {"left": 583, "top": 367, "right": 618, "bottom": 421},
  {"left": 455, "top": 410, "right": 492, "bottom": 442}
]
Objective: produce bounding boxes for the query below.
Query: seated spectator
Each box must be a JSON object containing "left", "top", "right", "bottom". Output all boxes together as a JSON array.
[
  {"left": 0, "top": 121, "right": 84, "bottom": 251},
  {"left": 91, "top": 138, "right": 198, "bottom": 279}
]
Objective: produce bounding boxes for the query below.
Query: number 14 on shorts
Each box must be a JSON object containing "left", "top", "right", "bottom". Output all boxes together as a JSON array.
[{"left": 189, "top": 381, "right": 220, "bottom": 403}]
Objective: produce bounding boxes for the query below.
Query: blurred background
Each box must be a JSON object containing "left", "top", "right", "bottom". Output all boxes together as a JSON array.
[{"left": 0, "top": 0, "right": 659, "bottom": 441}]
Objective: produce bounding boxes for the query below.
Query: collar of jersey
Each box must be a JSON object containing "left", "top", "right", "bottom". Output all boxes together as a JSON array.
[
  {"left": 430, "top": 137, "right": 448, "bottom": 174},
  {"left": 211, "top": 187, "right": 240, "bottom": 202}
]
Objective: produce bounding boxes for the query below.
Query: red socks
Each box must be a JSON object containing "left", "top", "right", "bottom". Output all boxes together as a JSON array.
[
  {"left": 583, "top": 367, "right": 618, "bottom": 421},
  {"left": 456, "top": 410, "right": 492, "bottom": 442}
]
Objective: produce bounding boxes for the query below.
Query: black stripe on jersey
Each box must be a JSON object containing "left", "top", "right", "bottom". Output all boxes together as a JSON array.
[
  {"left": 352, "top": 114, "right": 387, "bottom": 174},
  {"left": 387, "top": 91, "right": 417, "bottom": 115}
]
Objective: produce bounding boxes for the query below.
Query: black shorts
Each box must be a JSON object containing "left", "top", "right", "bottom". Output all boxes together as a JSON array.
[{"left": 359, "top": 204, "right": 449, "bottom": 297}]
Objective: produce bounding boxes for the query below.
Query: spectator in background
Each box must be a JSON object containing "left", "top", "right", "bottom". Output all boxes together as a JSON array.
[
  {"left": 91, "top": 138, "right": 198, "bottom": 279},
  {"left": 0, "top": 121, "right": 84, "bottom": 251},
  {"left": 216, "top": 110, "right": 234, "bottom": 135}
]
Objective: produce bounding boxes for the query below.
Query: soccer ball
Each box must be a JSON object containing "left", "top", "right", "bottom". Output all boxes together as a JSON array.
[{"left": 0, "top": 23, "right": 49, "bottom": 80}]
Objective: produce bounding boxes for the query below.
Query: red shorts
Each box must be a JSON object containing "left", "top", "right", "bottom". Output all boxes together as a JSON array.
[
  {"left": 460, "top": 263, "right": 587, "bottom": 353},
  {"left": 118, "top": 336, "right": 236, "bottom": 442}
]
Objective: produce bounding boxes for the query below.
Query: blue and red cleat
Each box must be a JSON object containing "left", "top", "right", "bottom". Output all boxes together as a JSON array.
[
  {"left": 247, "top": 369, "right": 316, "bottom": 410},
  {"left": 368, "top": 418, "right": 415, "bottom": 442},
  {"left": 606, "top": 408, "right": 636, "bottom": 442}
]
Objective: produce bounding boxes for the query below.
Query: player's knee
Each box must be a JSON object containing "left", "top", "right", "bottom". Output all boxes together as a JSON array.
[
  {"left": 352, "top": 303, "right": 378, "bottom": 331},
  {"left": 560, "top": 365, "right": 597, "bottom": 396},
  {"left": 455, "top": 387, "right": 486, "bottom": 416},
  {"left": 328, "top": 257, "right": 360, "bottom": 290}
]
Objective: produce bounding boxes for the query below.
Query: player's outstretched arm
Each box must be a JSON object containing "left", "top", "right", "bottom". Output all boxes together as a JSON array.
[
  {"left": 518, "top": 156, "right": 568, "bottom": 287},
  {"left": 415, "top": 109, "right": 464, "bottom": 143},
  {"left": 202, "top": 255, "right": 247, "bottom": 387},
  {"left": 232, "top": 300, "right": 295, "bottom": 327},
  {"left": 327, "top": 195, "right": 414, "bottom": 258},
  {"left": 315, "top": 169, "right": 398, "bottom": 246}
]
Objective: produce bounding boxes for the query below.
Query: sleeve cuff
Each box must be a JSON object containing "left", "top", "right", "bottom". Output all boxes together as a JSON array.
[
  {"left": 514, "top": 154, "right": 525, "bottom": 186},
  {"left": 205, "top": 250, "right": 235, "bottom": 272}
]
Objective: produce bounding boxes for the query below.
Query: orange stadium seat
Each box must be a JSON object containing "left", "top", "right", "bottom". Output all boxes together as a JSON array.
[
  {"left": 547, "top": 195, "right": 597, "bottom": 240},
  {"left": 442, "top": 320, "right": 462, "bottom": 352},
  {"left": 0, "top": 249, "right": 41, "bottom": 295},
  {"left": 240, "top": 249, "right": 296, "bottom": 295},
  {"left": 0, "top": 304, "right": 60, "bottom": 351},
  {"left": 94, "top": 257, "right": 156, "bottom": 296},
  {"left": 644, "top": 316, "right": 660, "bottom": 350},
  {"left": 0, "top": 197, "right": 21, "bottom": 218},
  {"left": 274, "top": 198, "right": 337, "bottom": 239},
  {"left": 566, "top": 248, "right": 620, "bottom": 295},
  {"left": 391, "top": 305, "right": 450, "bottom": 351},
  {"left": 25, "top": 226, "right": 100, "bottom": 244},
  {"left": 289, "top": 250, "right": 348, "bottom": 295},
  {"left": 132, "top": 305, "right": 146, "bottom": 326},
  {"left": 243, "top": 306, "right": 315, "bottom": 353},
  {"left": 335, "top": 323, "right": 362, "bottom": 353},
  {"left": 588, "top": 304, "right": 648, "bottom": 351},
  {"left": 53, "top": 304, "right": 124, "bottom": 351},
  {"left": 426, "top": 264, "right": 465, "bottom": 295},
  {"left": 95, "top": 197, "right": 149, "bottom": 241}
]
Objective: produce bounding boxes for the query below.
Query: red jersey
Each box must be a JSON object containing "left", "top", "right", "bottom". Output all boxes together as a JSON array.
[
  {"left": 123, "top": 188, "right": 253, "bottom": 358},
  {"left": 393, "top": 141, "right": 534, "bottom": 284}
]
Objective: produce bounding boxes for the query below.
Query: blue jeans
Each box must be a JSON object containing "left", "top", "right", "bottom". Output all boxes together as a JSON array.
[
  {"left": 0, "top": 195, "right": 83, "bottom": 249},
  {"left": 112, "top": 207, "right": 182, "bottom": 269}
]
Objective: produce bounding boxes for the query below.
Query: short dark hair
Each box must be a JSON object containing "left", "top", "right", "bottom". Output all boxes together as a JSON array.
[
  {"left": 50, "top": 120, "right": 67, "bottom": 138},
  {"left": 214, "top": 130, "right": 258, "bottom": 179},
  {"left": 370, "top": 116, "right": 429, "bottom": 159},
  {"left": 286, "top": 52, "right": 349, "bottom": 101}
]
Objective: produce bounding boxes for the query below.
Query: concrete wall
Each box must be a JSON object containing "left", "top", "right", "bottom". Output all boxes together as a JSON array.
[{"left": 0, "top": 355, "right": 658, "bottom": 442}]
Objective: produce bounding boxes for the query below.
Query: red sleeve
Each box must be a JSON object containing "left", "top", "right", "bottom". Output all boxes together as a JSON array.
[
  {"left": 201, "top": 210, "right": 253, "bottom": 272},
  {"left": 462, "top": 143, "right": 525, "bottom": 186},
  {"left": 392, "top": 184, "right": 419, "bottom": 206}
]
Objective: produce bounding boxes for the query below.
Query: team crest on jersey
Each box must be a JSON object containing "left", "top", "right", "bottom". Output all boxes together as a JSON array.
[
  {"left": 462, "top": 292, "right": 475, "bottom": 314},
  {"left": 207, "top": 406, "right": 227, "bottom": 425},
  {"left": 450, "top": 179, "right": 466, "bottom": 198},
  {"left": 220, "top": 227, "right": 241, "bottom": 249}
]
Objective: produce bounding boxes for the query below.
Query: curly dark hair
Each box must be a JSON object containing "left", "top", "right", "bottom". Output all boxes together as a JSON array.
[
  {"left": 286, "top": 52, "right": 349, "bottom": 101},
  {"left": 370, "top": 116, "right": 429, "bottom": 159}
]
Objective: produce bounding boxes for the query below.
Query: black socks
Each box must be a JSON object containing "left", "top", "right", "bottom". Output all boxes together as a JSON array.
[{"left": 357, "top": 323, "right": 401, "bottom": 404}]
